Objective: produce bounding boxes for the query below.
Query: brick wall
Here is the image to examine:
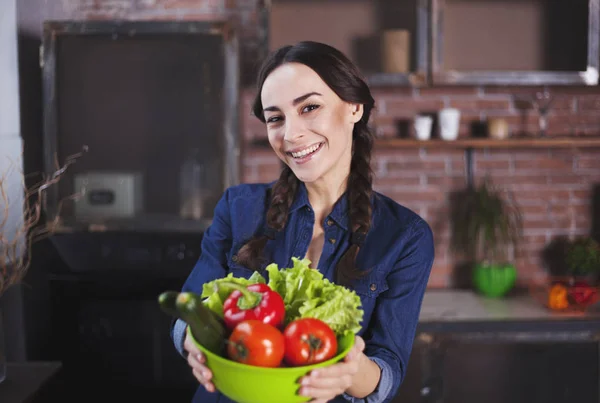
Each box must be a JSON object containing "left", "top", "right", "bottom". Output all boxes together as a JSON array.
[
  {"left": 242, "top": 87, "right": 600, "bottom": 288},
  {"left": 33, "top": 0, "right": 600, "bottom": 288}
]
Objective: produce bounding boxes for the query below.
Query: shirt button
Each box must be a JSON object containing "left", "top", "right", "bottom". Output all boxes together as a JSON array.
[
  {"left": 232, "top": 254, "right": 238, "bottom": 262},
  {"left": 326, "top": 219, "right": 334, "bottom": 226},
  {"left": 329, "top": 238, "right": 336, "bottom": 244},
  {"left": 370, "top": 283, "right": 377, "bottom": 291},
  {"left": 305, "top": 206, "right": 311, "bottom": 213}
]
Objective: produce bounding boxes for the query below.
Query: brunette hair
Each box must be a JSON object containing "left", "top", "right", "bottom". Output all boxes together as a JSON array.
[{"left": 236, "top": 41, "right": 375, "bottom": 285}]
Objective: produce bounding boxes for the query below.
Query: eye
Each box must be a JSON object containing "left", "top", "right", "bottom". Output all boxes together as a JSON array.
[
  {"left": 302, "top": 104, "right": 320, "bottom": 113},
  {"left": 266, "top": 115, "right": 283, "bottom": 124}
]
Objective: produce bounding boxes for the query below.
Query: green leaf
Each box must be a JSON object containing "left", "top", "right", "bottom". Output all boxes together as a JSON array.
[{"left": 267, "top": 257, "right": 364, "bottom": 336}]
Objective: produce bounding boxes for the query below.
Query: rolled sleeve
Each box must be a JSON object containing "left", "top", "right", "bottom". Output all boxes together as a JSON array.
[
  {"left": 361, "top": 219, "right": 435, "bottom": 401},
  {"left": 341, "top": 357, "right": 393, "bottom": 403},
  {"left": 173, "top": 318, "right": 189, "bottom": 357}
]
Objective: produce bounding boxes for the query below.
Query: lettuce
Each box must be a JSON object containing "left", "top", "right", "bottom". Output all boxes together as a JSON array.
[{"left": 267, "top": 257, "right": 364, "bottom": 336}]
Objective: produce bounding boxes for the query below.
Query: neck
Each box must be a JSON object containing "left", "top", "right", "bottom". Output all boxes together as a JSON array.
[
  {"left": 305, "top": 178, "right": 347, "bottom": 219},
  {"left": 305, "top": 157, "right": 351, "bottom": 223}
]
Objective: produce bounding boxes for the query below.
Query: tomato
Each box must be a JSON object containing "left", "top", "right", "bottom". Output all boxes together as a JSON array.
[
  {"left": 283, "top": 318, "right": 338, "bottom": 366},
  {"left": 227, "top": 320, "right": 285, "bottom": 368}
]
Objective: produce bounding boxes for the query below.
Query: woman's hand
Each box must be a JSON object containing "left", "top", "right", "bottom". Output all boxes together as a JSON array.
[
  {"left": 298, "top": 335, "right": 366, "bottom": 403},
  {"left": 184, "top": 329, "right": 215, "bottom": 392}
]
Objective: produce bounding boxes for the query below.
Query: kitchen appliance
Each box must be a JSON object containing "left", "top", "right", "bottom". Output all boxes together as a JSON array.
[{"left": 74, "top": 172, "right": 144, "bottom": 219}]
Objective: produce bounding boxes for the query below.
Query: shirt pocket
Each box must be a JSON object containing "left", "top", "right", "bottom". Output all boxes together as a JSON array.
[
  {"left": 352, "top": 274, "right": 390, "bottom": 299},
  {"left": 351, "top": 273, "right": 389, "bottom": 331}
]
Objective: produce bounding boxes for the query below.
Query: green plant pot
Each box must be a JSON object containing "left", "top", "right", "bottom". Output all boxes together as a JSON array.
[{"left": 472, "top": 262, "right": 517, "bottom": 298}]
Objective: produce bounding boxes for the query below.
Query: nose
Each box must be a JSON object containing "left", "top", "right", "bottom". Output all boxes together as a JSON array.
[{"left": 283, "top": 116, "right": 305, "bottom": 143}]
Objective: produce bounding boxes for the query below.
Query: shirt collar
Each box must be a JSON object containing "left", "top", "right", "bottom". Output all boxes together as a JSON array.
[
  {"left": 289, "top": 181, "right": 311, "bottom": 213},
  {"left": 289, "top": 182, "right": 350, "bottom": 230}
]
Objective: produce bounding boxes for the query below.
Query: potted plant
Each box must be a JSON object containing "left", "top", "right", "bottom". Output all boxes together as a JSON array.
[
  {"left": 450, "top": 177, "right": 523, "bottom": 297},
  {"left": 565, "top": 237, "right": 600, "bottom": 283},
  {"left": 562, "top": 237, "right": 600, "bottom": 308}
]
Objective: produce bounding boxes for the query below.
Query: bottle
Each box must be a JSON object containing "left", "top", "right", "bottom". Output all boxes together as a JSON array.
[{"left": 179, "top": 148, "right": 204, "bottom": 220}]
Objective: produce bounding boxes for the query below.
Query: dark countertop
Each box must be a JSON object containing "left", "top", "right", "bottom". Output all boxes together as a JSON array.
[{"left": 418, "top": 290, "right": 600, "bottom": 336}]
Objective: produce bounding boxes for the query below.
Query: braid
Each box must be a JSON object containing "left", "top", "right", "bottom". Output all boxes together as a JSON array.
[
  {"left": 236, "top": 166, "right": 299, "bottom": 271},
  {"left": 265, "top": 166, "right": 299, "bottom": 231},
  {"left": 335, "top": 122, "right": 375, "bottom": 286}
]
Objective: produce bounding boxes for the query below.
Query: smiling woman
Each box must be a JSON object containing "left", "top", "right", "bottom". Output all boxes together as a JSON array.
[{"left": 171, "top": 41, "right": 435, "bottom": 403}]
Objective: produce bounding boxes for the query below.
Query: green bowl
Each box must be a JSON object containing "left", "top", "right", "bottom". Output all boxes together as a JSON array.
[
  {"left": 188, "top": 326, "right": 355, "bottom": 403},
  {"left": 472, "top": 262, "right": 517, "bottom": 298}
]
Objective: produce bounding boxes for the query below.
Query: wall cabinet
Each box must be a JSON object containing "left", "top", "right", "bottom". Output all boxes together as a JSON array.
[
  {"left": 431, "top": 0, "right": 600, "bottom": 85},
  {"left": 264, "top": 0, "right": 600, "bottom": 86}
]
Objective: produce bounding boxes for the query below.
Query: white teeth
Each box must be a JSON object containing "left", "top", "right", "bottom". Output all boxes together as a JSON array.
[{"left": 291, "top": 144, "right": 320, "bottom": 158}]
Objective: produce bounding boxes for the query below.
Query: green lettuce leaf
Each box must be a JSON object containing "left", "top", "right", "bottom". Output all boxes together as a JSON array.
[
  {"left": 200, "top": 271, "right": 265, "bottom": 318},
  {"left": 267, "top": 257, "right": 364, "bottom": 336}
]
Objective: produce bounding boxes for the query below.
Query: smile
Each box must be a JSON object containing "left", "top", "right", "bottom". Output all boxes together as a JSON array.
[{"left": 287, "top": 142, "right": 324, "bottom": 159}]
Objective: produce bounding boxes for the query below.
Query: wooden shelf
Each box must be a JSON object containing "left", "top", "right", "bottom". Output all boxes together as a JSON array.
[{"left": 374, "top": 137, "right": 600, "bottom": 149}]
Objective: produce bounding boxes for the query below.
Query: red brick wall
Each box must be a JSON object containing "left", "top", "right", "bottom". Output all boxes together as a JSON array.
[
  {"left": 243, "top": 87, "right": 600, "bottom": 288},
  {"left": 39, "top": 0, "right": 600, "bottom": 288}
]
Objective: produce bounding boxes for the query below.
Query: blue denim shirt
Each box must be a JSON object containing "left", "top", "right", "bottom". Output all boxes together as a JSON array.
[{"left": 171, "top": 181, "right": 434, "bottom": 403}]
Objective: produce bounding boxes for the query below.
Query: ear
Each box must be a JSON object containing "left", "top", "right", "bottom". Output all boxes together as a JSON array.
[{"left": 348, "top": 103, "right": 364, "bottom": 124}]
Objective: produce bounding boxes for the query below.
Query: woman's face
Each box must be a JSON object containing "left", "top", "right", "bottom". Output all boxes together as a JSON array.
[{"left": 260, "top": 62, "right": 363, "bottom": 185}]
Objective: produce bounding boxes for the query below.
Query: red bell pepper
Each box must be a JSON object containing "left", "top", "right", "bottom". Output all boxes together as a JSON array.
[{"left": 222, "top": 282, "right": 285, "bottom": 330}]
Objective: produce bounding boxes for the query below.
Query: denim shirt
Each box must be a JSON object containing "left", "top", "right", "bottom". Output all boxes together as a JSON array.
[{"left": 171, "top": 181, "right": 434, "bottom": 403}]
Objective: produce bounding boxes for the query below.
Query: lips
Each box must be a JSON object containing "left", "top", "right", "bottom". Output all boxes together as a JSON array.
[{"left": 286, "top": 142, "right": 324, "bottom": 159}]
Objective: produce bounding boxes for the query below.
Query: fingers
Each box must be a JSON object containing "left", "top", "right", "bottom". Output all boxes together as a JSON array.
[
  {"left": 187, "top": 351, "right": 215, "bottom": 391},
  {"left": 183, "top": 331, "right": 200, "bottom": 356},
  {"left": 192, "top": 368, "right": 215, "bottom": 392},
  {"left": 304, "top": 374, "right": 352, "bottom": 397},
  {"left": 309, "top": 360, "right": 359, "bottom": 381},
  {"left": 300, "top": 338, "right": 366, "bottom": 400},
  {"left": 345, "top": 336, "right": 365, "bottom": 361},
  {"left": 354, "top": 335, "right": 366, "bottom": 353},
  {"left": 300, "top": 360, "right": 359, "bottom": 399},
  {"left": 184, "top": 331, "right": 215, "bottom": 392}
]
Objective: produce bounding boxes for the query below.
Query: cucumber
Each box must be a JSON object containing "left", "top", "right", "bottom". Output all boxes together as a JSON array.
[
  {"left": 158, "top": 291, "right": 181, "bottom": 319},
  {"left": 176, "top": 292, "right": 227, "bottom": 355}
]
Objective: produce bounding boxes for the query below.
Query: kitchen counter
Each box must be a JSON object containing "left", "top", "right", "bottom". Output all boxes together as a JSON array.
[{"left": 417, "top": 289, "right": 600, "bottom": 337}]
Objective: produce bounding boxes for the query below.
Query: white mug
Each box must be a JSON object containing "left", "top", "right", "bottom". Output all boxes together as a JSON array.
[
  {"left": 438, "top": 108, "right": 461, "bottom": 141},
  {"left": 414, "top": 115, "right": 433, "bottom": 140}
]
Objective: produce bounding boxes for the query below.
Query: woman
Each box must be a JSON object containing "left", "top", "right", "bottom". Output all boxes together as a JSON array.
[{"left": 171, "top": 41, "right": 434, "bottom": 403}]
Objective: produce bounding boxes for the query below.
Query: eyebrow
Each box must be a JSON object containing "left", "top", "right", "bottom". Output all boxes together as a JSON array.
[{"left": 263, "top": 92, "right": 322, "bottom": 113}]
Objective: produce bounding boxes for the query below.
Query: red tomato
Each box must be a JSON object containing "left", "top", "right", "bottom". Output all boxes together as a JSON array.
[
  {"left": 227, "top": 320, "right": 285, "bottom": 368},
  {"left": 283, "top": 318, "right": 338, "bottom": 366}
]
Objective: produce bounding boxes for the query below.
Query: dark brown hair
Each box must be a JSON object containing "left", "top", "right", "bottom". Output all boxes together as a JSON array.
[{"left": 236, "top": 41, "right": 375, "bottom": 285}]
